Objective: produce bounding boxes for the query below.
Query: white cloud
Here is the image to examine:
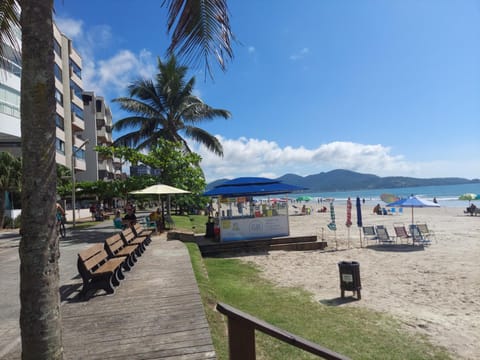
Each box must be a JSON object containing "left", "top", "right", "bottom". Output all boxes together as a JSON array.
[
  {"left": 290, "top": 47, "right": 309, "bottom": 61},
  {"left": 55, "top": 15, "right": 156, "bottom": 99},
  {"left": 191, "top": 137, "right": 458, "bottom": 182}
]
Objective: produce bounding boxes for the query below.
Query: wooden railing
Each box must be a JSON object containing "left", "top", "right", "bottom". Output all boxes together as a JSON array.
[{"left": 216, "top": 302, "right": 350, "bottom": 360}]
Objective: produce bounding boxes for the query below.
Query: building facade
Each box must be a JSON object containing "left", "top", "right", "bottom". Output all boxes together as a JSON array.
[{"left": 77, "top": 92, "right": 121, "bottom": 181}]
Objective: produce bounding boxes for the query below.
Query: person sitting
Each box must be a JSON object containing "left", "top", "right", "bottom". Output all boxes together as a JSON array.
[
  {"left": 113, "top": 211, "right": 124, "bottom": 229},
  {"left": 149, "top": 208, "right": 163, "bottom": 232},
  {"left": 373, "top": 204, "right": 382, "bottom": 215},
  {"left": 123, "top": 209, "right": 137, "bottom": 227}
]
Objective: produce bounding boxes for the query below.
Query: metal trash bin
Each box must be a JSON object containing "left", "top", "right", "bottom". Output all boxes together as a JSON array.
[
  {"left": 338, "top": 261, "right": 361, "bottom": 300},
  {"left": 205, "top": 217, "right": 215, "bottom": 238}
]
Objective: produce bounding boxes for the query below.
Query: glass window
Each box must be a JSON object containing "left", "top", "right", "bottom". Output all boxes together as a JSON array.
[
  {"left": 73, "top": 147, "right": 85, "bottom": 160},
  {"left": 0, "top": 84, "right": 20, "bottom": 118},
  {"left": 54, "top": 63, "right": 62, "bottom": 82},
  {"left": 69, "top": 59, "right": 82, "bottom": 79},
  {"left": 71, "top": 102, "right": 84, "bottom": 120},
  {"left": 55, "top": 114, "right": 64, "bottom": 130},
  {"left": 95, "top": 99, "right": 103, "bottom": 113},
  {"left": 55, "top": 89, "right": 63, "bottom": 105},
  {"left": 56, "top": 138, "right": 65, "bottom": 154},
  {"left": 70, "top": 80, "right": 83, "bottom": 99},
  {"left": 53, "top": 39, "right": 62, "bottom": 57}
]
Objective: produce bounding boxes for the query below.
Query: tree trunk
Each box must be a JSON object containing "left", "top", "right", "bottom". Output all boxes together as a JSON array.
[{"left": 19, "top": 1, "right": 63, "bottom": 359}]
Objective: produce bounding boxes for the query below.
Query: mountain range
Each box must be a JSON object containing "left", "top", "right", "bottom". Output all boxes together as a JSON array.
[{"left": 206, "top": 169, "right": 479, "bottom": 193}]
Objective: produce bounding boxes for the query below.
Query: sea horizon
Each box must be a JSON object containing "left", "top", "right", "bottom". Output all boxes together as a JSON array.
[{"left": 290, "top": 183, "right": 480, "bottom": 208}]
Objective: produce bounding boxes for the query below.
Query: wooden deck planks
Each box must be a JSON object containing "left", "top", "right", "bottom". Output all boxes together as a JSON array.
[{"left": 5, "top": 237, "right": 216, "bottom": 360}]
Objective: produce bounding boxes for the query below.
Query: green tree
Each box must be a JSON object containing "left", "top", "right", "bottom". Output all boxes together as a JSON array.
[
  {"left": 0, "top": 151, "right": 21, "bottom": 228},
  {"left": 113, "top": 55, "right": 231, "bottom": 156}
]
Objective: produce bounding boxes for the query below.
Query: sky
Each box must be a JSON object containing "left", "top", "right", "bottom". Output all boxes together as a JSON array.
[{"left": 53, "top": 0, "right": 480, "bottom": 182}]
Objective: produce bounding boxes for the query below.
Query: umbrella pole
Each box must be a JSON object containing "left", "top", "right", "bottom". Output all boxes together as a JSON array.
[{"left": 359, "top": 228, "right": 363, "bottom": 248}]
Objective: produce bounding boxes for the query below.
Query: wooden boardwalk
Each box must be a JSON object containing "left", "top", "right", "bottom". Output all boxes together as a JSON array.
[{"left": 5, "top": 236, "right": 216, "bottom": 359}]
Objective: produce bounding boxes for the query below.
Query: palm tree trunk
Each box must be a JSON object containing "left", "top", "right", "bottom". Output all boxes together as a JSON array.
[
  {"left": 0, "top": 190, "right": 6, "bottom": 228},
  {"left": 19, "top": 1, "right": 63, "bottom": 359}
]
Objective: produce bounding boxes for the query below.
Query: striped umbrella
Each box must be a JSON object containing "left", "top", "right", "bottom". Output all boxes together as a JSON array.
[
  {"left": 346, "top": 197, "right": 352, "bottom": 227},
  {"left": 327, "top": 201, "right": 337, "bottom": 231}
]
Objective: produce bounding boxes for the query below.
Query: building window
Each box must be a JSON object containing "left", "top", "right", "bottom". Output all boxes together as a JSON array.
[
  {"left": 95, "top": 99, "right": 103, "bottom": 113},
  {"left": 54, "top": 39, "right": 62, "bottom": 57},
  {"left": 55, "top": 89, "right": 63, "bottom": 106},
  {"left": 56, "top": 138, "right": 65, "bottom": 154},
  {"left": 70, "top": 80, "right": 83, "bottom": 99},
  {"left": 54, "top": 63, "right": 62, "bottom": 82},
  {"left": 0, "top": 84, "right": 20, "bottom": 118},
  {"left": 69, "top": 59, "right": 81, "bottom": 79},
  {"left": 73, "top": 147, "right": 85, "bottom": 160},
  {"left": 71, "top": 102, "right": 84, "bottom": 120},
  {"left": 55, "top": 114, "right": 64, "bottom": 130}
]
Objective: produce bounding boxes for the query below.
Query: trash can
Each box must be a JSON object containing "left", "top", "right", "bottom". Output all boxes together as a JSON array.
[
  {"left": 338, "top": 261, "right": 361, "bottom": 300},
  {"left": 205, "top": 217, "right": 215, "bottom": 238}
]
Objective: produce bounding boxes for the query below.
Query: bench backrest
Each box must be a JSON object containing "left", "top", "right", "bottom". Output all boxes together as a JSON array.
[
  {"left": 78, "top": 243, "right": 109, "bottom": 274},
  {"left": 105, "top": 234, "right": 125, "bottom": 256},
  {"left": 121, "top": 228, "right": 136, "bottom": 244}
]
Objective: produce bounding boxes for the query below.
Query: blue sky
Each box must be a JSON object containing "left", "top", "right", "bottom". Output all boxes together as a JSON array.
[{"left": 54, "top": 0, "right": 480, "bottom": 182}]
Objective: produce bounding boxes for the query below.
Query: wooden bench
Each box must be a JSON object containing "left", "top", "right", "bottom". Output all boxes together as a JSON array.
[
  {"left": 104, "top": 234, "right": 140, "bottom": 271},
  {"left": 120, "top": 228, "right": 148, "bottom": 254},
  {"left": 132, "top": 223, "right": 154, "bottom": 243},
  {"left": 77, "top": 244, "right": 127, "bottom": 298}
]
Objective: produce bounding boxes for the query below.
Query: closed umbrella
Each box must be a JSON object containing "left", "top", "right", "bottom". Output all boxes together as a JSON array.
[
  {"left": 356, "top": 197, "right": 363, "bottom": 247},
  {"left": 327, "top": 201, "right": 336, "bottom": 231},
  {"left": 346, "top": 197, "right": 352, "bottom": 248}
]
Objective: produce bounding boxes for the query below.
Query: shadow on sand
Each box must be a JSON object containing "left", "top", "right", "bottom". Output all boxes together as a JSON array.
[
  {"left": 364, "top": 244, "right": 426, "bottom": 252},
  {"left": 320, "top": 297, "right": 360, "bottom": 306}
]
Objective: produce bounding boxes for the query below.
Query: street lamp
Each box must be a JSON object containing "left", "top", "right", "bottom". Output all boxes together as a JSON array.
[{"left": 71, "top": 139, "right": 89, "bottom": 228}]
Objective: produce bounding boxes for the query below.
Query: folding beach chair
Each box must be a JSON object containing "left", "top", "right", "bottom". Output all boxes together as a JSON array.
[
  {"left": 393, "top": 224, "right": 411, "bottom": 244},
  {"left": 376, "top": 226, "right": 395, "bottom": 244},
  {"left": 416, "top": 223, "right": 436, "bottom": 242},
  {"left": 362, "top": 225, "right": 378, "bottom": 244},
  {"left": 409, "top": 224, "right": 431, "bottom": 246}
]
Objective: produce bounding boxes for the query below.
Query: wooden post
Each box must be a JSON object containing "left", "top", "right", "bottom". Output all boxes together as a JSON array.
[{"left": 227, "top": 316, "right": 256, "bottom": 360}]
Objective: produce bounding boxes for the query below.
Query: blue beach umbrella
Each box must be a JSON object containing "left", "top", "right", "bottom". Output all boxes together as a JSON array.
[
  {"left": 387, "top": 195, "right": 439, "bottom": 225},
  {"left": 356, "top": 197, "right": 363, "bottom": 247}
]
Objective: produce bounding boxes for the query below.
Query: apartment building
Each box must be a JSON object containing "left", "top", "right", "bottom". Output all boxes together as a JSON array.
[{"left": 77, "top": 92, "right": 121, "bottom": 181}]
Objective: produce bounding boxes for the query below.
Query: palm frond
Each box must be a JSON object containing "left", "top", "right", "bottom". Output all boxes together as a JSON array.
[
  {"left": 184, "top": 126, "right": 223, "bottom": 156},
  {"left": 0, "top": 0, "right": 20, "bottom": 71},
  {"left": 163, "top": 0, "right": 234, "bottom": 76}
]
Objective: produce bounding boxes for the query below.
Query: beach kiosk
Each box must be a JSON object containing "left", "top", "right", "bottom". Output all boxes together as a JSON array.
[{"left": 203, "top": 177, "right": 306, "bottom": 242}]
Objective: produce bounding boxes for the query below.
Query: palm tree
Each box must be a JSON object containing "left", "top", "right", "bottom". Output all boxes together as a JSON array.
[
  {"left": 113, "top": 55, "right": 231, "bottom": 156},
  {"left": 0, "top": 151, "right": 21, "bottom": 228}
]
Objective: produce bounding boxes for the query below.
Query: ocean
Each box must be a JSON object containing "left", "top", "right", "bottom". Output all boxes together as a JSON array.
[{"left": 295, "top": 183, "right": 480, "bottom": 208}]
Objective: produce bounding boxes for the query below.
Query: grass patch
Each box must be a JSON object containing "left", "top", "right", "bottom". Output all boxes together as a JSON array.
[
  {"left": 186, "top": 243, "right": 451, "bottom": 360},
  {"left": 172, "top": 215, "right": 208, "bottom": 234}
]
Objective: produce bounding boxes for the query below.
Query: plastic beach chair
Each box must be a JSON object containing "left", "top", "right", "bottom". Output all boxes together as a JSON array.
[
  {"left": 393, "top": 224, "right": 411, "bottom": 244},
  {"left": 416, "top": 223, "right": 436, "bottom": 242}
]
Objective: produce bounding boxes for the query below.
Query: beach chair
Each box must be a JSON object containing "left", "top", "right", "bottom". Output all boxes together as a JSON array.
[
  {"left": 362, "top": 226, "right": 378, "bottom": 243},
  {"left": 416, "top": 223, "right": 436, "bottom": 242},
  {"left": 376, "top": 226, "right": 395, "bottom": 244},
  {"left": 390, "top": 207, "right": 396, "bottom": 215},
  {"left": 398, "top": 208, "right": 403, "bottom": 215},
  {"left": 409, "top": 224, "right": 431, "bottom": 246},
  {"left": 393, "top": 224, "right": 411, "bottom": 244}
]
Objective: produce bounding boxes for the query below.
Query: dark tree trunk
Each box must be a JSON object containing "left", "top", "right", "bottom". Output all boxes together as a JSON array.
[
  {"left": 0, "top": 190, "right": 6, "bottom": 228},
  {"left": 19, "top": 1, "right": 63, "bottom": 359}
]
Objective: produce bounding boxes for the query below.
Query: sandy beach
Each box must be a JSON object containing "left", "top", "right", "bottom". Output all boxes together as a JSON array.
[{"left": 234, "top": 202, "right": 480, "bottom": 359}]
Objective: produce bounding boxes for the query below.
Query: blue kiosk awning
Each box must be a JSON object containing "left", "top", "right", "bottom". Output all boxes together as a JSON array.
[{"left": 203, "top": 177, "right": 306, "bottom": 197}]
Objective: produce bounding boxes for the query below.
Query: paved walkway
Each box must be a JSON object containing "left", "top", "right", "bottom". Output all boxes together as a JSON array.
[{"left": 0, "top": 222, "right": 215, "bottom": 359}]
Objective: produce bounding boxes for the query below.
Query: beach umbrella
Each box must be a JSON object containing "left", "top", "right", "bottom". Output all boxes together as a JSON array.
[
  {"left": 327, "top": 201, "right": 336, "bottom": 231},
  {"left": 459, "top": 193, "right": 477, "bottom": 203},
  {"left": 387, "top": 195, "right": 440, "bottom": 225},
  {"left": 296, "top": 195, "right": 312, "bottom": 202},
  {"left": 346, "top": 197, "right": 352, "bottom": 227},
  {"left": 380, "top": 193, "right": 399, "bottom": 204},
  {"left": 356, "top": 197, "right": 363, "bottom": 247}
]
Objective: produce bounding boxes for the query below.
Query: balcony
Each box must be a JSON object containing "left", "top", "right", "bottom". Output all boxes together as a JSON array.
[
  {"left": 96, "top": 126, "right": 112, "bottom": 144},
  {"left": 71, "top": 112, "right": 84, "bottom": 132}
]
